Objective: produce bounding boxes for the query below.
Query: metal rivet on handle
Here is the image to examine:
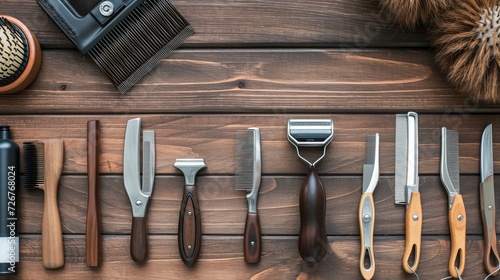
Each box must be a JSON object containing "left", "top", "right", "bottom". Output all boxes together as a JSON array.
[
  {"left": 250, "top": 241, "right": 255, "bottom": 246},
  {"left": 489, "top": 205, "right": 493, "bottom": 210},
  {"left": 135, "top": 200, "right": 142, "bottom": 206},
  {"left": 188, "top": 245, "right": 192, "bottom": 250},
  {"left": 100, "top": 1, "right": 114, "bottom": 16},
  {"left": 412, "top": 215, "right": 419, "bottom": 221},
  {"left": 188, "top": 211, "right": 192, "bottom": 216},
  {"left": 457, "top": 215, "right": 464, "bottom": 221},
  {"left": 363, "top": 214, "right": 371, "bottom": 222}
]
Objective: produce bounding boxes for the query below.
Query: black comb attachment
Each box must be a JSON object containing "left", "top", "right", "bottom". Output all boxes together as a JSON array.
[
  {"left": 88, "top": 0, "right": 194, "bottom": 93},
  {"left": 22, "top": 142, "right": 44, "bottom": 189},
  {"left": 0, "top": 17, "right": 30, "bottom": 86}
]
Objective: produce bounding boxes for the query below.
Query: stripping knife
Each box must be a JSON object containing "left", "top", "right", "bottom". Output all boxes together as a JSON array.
[
  {"left": 440, "top": 127, "right": 466, "bottom": 278},
  {"left": 359, "top": 133, "right": 379, "bottom": 280},
  {"left": 123, "top": 118, "right": 156, "bottom": 263},
  {"left": 479, "top": 124, "right": 500, "bottom": 275},
  {"left": 395, "top": 112, "right": 422, "bottom": 274}
]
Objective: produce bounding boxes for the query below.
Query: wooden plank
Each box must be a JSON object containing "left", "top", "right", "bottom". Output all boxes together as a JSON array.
[
  {"left": 2, "top": 1, "right": 428, "bottom": 49},
  {"left": 16, "top": 235, "right": 491, "bottom": 279},
  {"left": 2, "top": 49, "right": 494, "bottom": 113},
  {"left": 1, "top": 114, "right": 499, "bottom": 174},
  {"left": 19, "top": 175, "right": 497, "bottom": 236}
]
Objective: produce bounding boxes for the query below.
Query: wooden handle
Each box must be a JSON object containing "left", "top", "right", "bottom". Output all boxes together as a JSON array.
[
  {"left": 298, "top": 166, "right": 327, "bottom": 263},
  {"left": 244, "top": 212, "right": 261, "bottom": 264},
  {"left": 178, "top": 184, "right": 202, "bottom": 266},
  {"left": 448, "top": 194, "right": 466, "bottom": 278},
  {"left": 402, "top": 191, "right": 422, "bottom": 274},
  {"left": 359, "top": 193, "right": 375, "bottom": 280},
  {"left": 41, "top": 139, "right": 64, "bottom": 269},
  {"left": 480, "top": 176, "right": 500, "bottom": 275},
  {"left": 86, "top": 120, "right": 101, "bottom": 267},
  {"left": 130, "top": 217, "right": 148, "bottom": 263}
]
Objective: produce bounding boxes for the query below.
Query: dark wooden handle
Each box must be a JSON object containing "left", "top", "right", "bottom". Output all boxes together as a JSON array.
[
  {"left": 298, "top": 166, "right": 327, "bottom": 263},
  {"left": 130, "top": 217, "right": 148, "bottom": 264},
  {"left": 178, "top": 184, "right": 202, "bottom": 266},
  {"left": 480, "top": 176, "right": 500, "bottom": 275},
  {"left": 86, "top": 120, "right": 101, "bottom": 267},
  {"left": 244, "top": 212, "right": 261, "bottom": 264}
]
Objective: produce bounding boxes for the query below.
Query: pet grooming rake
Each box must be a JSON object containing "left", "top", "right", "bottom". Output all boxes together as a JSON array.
[{"left": 37, "top": 0, "right": 194, "bottom": 93}]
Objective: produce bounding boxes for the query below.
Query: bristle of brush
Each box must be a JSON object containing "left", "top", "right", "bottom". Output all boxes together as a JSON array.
[
  {"left": 235, "top": 130, "right": 257, "bottom": 191},
  {"left": 432, "top": 0, "right": 500, "bottom": 103},
  {"left": 375, "top": 0, "right": 455, "bottom": 30},
  {"left": 88, "top": 0, "right": 194, "bottom": 93},
  {"left": 0, "top": 17, "right": 30, "bottom": 86},
  {"left": 22, "top": 141, "right": 45, "bottom": 188}
]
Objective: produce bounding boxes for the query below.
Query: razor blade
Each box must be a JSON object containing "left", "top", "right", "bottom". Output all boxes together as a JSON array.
[{"left": 287, "top": 119, "right": 334, "bottom": 166}]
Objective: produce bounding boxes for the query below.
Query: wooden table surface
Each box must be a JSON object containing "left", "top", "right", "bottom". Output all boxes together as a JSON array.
[{"left": 3, "top": 0, "right": 500, "bottom": 279}]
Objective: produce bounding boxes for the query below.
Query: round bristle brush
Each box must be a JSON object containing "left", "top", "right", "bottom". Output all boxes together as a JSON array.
[
  {"left": 0, "top": 15, "right": 42, "bottom": 94},
  {"left": 375, "top": 0, "right": 455, "bottom": 30},
  {"left": 433, "top": 0, "right": 500, "bottom": 103}
]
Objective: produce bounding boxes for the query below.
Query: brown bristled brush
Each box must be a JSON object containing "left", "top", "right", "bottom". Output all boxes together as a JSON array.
[
  {"left": 433, "top": 0, "right": 500, "bottom": 103},
  {"left": 0, "top": 16, "right": 42, "bottom": 94},
  {"left": 23, "top": 140, "right": 65, "bottom": 269},
  {"left": 375, "top": 0, "right": 454, "bottom": 30}
]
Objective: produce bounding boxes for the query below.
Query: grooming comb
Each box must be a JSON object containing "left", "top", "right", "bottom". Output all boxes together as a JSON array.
[
  {"left": 0, "top": 16, "right": 42, "bottom": 94},
  {"left": 37, "top": 0, "right": 194, "bottom": 93},
  {"left": 23, "top": 139, "right": 65, "bottom": 269},
  {"left": 235, "top": 128, "right": 262, "bottom": 264}
]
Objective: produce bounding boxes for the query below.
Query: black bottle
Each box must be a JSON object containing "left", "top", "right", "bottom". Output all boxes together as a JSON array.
[{"left": 0, "top": 126, "right": 19, "bottom": 275}]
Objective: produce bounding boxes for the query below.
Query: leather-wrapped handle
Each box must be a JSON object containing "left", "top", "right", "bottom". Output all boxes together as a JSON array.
[
  {"left": 448, "top": 194, "right": 466, "bottom": 278},
  {"left": 359, "top": 193, "right": 375, "bottom": 280},
  {"left": 86, "top": 120, "right": 101, "bottom": 267},
  {"left": 298, "top": 166, "right": 327, "bottom": 263},
  {"left": 244, "top": 212, "right": 261, "bottom": 264},
  {"left": 402, "top": 192, "right": 422, "bottom": 274},
  {"left": 130, "top": 217, "right": 148, "bottom": 264},
  {"left": 178, "top": 184, "right": 202, "bottom": 266},
  {"left": 480, "top": 176, "right": 500, "bottom": 275}
]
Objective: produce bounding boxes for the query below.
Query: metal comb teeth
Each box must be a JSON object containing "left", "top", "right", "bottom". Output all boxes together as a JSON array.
[{"left": 87, "top": 0, "right": 194, "bottom": 93}]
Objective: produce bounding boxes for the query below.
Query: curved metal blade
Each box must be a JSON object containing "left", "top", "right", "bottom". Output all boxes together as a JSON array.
[{"left": 481, "top": 124, "right": 494, "bottom": 182}]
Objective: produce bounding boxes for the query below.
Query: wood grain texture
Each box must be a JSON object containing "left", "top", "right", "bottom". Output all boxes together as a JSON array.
[
  {"left": 12, "top": 235, "right": 500, "bottom": 279},
  {"left": 86, "top": 120, "right": 101, "bottom": 267},
  {"left": 2, "top": 1, "right": 428, "bottom": 49},
  {"left": 0, "top": 50, "right": 498, "bottom": 113}
]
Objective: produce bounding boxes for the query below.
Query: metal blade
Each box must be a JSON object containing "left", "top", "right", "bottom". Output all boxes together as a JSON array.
[
  {"left": 406, "top": 112, "right": 419, "bottom": 194},
  {"left": 141, "top": 130, "right": 155, "bottom": 196},
  {"left": 363, "top": 134, "right": 379, "bottom": 194},
  {"left": 123, "top": 118, "right": 141, "bottom": 195},
  {"left": 446, "top": 129, "right": 460, "bottom": 194},
  {"left": 395, "top": 114, "right": 408, "bottom": 204},
  {"left": 481, "top": 124, "right": 494, "bottom": 182}
]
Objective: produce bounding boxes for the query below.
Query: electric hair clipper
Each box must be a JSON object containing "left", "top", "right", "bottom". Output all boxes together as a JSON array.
[{"left": 287, "top": 119, "right": 334, "bottom": 263}]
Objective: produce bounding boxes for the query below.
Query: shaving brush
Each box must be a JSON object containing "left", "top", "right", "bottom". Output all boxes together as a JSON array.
[
  {"left": 0, "top": 16, "right": 42, "bottom": 94},
  {"left": 375, "top": 0, "right": 455, "bottom": 30},
  {"left": 433, "top": 0, "right": 500, "bottom": 103}
]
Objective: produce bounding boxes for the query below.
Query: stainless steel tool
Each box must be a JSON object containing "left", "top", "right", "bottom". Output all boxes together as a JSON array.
[
  {"left": 174, "top": 158, "right": 206, "bottom": 266},
  {"left": 287, "top": 119, "right": 333, "bottom": 263},
  {"left": 359, "top": 133, "right": 380, "bottom": 280},
  {"left": 479, "top": 124, "right": 500, "bottom": 275},
  {"left": 395, "top": 112, "right": 421, "bottom": 274},
  {"left": 235, "top": 128, "right": 262, "bottom": 264},
  {"left": 440, "top": 127, "right": 466, "bottom": 278},
  {"left": 123, "top": 118, "right": 155, "bottom": 264}
]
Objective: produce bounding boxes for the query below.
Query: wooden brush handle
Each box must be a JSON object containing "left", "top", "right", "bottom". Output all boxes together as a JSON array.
[
  {"left": 448, "top": 194, "right": 466, "bottom": 278},
  {"left": 130, "top": 217, "right": 148, "bottom": 264},
  {"left": 42, "top": 139, "right": 64, "bottom": 269},
  {"left": 244, "top": 212, "right": 261, "bottom": 264},
  {"left": 402, "top": 192, "right": 422, "bottom": 274},
  {"left": 298, "top": 166, "right": 327, "bottom": 263},
  {"left": 178, "top": 184, "right": 202, "bottom": 266},
  {"left": 86, "top": 120, "right": 101, "bottom": 267}
]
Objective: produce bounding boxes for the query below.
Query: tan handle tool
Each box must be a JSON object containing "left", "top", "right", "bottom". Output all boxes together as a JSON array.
[{"left": 402, "top": 192, "right": 422, "bottom": 274}]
